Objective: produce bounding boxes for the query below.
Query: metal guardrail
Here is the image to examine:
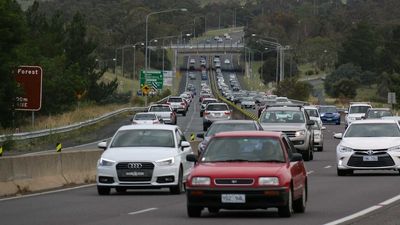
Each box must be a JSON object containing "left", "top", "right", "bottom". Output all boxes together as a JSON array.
[{"left": 0, "top": 96, "right": 170, "bottom": 142}]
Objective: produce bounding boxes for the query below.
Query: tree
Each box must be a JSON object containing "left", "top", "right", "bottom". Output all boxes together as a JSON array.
[
  {"left": 274, "top": 77, "right": 312, "bottom": 101},
  {"left": 324, "top": 63, "right": 362, "bottom": 97},
  {"left": 337, "top": 22, "right": 380, "bottom": 72},
  {"left": 330, "top": 78, "right": 359, "bottom": 99},
  {"left": 0, "top": 0, "right": 27, "bottom": 128}
]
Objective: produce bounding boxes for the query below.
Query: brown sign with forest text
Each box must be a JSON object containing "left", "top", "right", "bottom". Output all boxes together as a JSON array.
[{"left": 15, "top": 66, "right": 43, "bottom": 111}]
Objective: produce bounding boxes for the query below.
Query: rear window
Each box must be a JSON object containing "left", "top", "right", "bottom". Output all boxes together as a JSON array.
[
  {"left": 206, "top": 123, "right": 258, "bottom": 136},
  {"left": 203, "top": 99, "right": 217, "bottom": 104},
  {"left": 149, "top": 106, "right": 170, "bottom": 112},
  {"left": 207, "top": 104, "right": 229, "bottom": 111},
  {"left": 168, "top": 98, "right": 183, "bottom": 103},
  {"left": 134, "top": 114, "right": 156, "bottom": 120}
]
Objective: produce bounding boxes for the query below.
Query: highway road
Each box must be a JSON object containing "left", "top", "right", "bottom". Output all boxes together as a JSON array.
[{"left": 1, "top": 53, "right": 400, "bottom": 225}]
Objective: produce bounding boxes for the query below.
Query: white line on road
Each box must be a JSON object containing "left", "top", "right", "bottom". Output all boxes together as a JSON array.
[
  {"left": 128, "top": 208, "right": 158, "bottom": 215},
  {"left": 323, "top": 194, "right": 400, "bottom": 225},
  {"left": 324, "top": 165, "right": 332, "bottom": 169},
  {"left": 0, "top": 184, "right": 96, "bottom": 202},
  {"left": 307, "top": 170, "right": 314, "bottom": 175}
]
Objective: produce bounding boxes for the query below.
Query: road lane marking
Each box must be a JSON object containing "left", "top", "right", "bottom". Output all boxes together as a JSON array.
[
  {"left": 307, "top": 170, "right": 314, "bottom": 175},
  {"left": 323, "top": 194, "right": 400, "bottom": 225},
  {"left": 324, "top": 165, "right": 332, "bottom": 169},
  {"left": 184, "top": 95, "right": 197, "bottom": 133},
  {"left": 0, "top": 184, "right": 96, "bottom": 202},
  {"left": 128, "top": 208, "right": 158, "bottom": 215}
]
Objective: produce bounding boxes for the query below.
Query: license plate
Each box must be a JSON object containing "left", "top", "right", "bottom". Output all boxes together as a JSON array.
[
  {"left": 326, "top": 118, "right": 332, "bottom": 121},
  {"left": 214, "top": 113, "right": 221, "bottom": 116},
  {"left": 125, "top": 171, "right": 145, "bottom": 176},
  {"left": 221, "top": 194, "right": 246, "bottom": 203},
  {"left": 363, "top": 156, "right": 378, "bottom": 161}
]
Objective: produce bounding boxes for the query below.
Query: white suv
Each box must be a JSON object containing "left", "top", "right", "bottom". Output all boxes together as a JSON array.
[
  {"left": 345, "top": 102, "right": 372, "bottom": 129},
  {"left": 96, "top": 124, "right": 194, "bottom": 195}
]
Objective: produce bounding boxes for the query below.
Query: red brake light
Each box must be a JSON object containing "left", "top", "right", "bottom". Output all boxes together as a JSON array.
[
  {"left": 181, "top": 102, "right": 186, "bottom": 106},
  {"left": 224, "top": 111, "right": 231, "bottom": 115}
]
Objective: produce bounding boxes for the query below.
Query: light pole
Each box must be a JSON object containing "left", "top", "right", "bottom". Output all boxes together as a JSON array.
[
  {"left": 133, "top": 42, "right": 144, "bottom": 79},
  {"left": 253, "top": 36, "right": 284, "bottom": 82},
  {"left": 145, "top": 8, "right": 188, "bottom": 72},
  {"left": 148, "top": 39, "right": 158, "bottom": 69}
]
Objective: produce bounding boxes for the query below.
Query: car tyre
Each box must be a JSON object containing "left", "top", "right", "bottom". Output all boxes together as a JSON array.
[
  {"left": 170, "top": 167, "right": 184, "bottom": 194},
  {"left": 182, "top": 111, "right": 187, "bottom": 116},
  {"left": 97, "top": 186, "right": 110, "bottom": 195},
  {"left": 337, "top": 168, "right": 353, "bottom": 176},
  {"left": 115, "top": 187, "right": 127, "bottom": 193},
  {"left": 317, "top": 146, "right": 323, "bottom": 152},
  {"left": 187, "top": 205, "right": 202, "bottom": 217},
  {"left": 293, "top": 186, "right": 307, "bottom": 213},
  {"left": 208, "top": 207, "right": 220, "bottom": 214},
  {"left": 302, "top": 150, "right": 311, "bottom": 161},
  {"left": 203, "top": 124, "right": 208, "bottom": 131},
  {"left": 278, "top": 189, "right": 293, "bottom": 217}
]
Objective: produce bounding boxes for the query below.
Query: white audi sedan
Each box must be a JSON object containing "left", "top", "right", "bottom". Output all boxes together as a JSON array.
[
  {"left": 334, "top": 119, "right": 400, "bottom": 176},
  {"left": 96, "top": 124, "right": 194, "bottom": 195}
]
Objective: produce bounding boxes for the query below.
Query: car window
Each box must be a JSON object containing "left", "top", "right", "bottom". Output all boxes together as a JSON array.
[
  {"left": 345, "top": 123, "right": 400, "bottom": 137},
  {"left": 111, "top": 129, "right": 175, "bottom": 147},
  {"left": 168, "top": 98, "right": 183, "bottom": 103},
  {"left": 175, "top": 130, "right": 182, "bottom": 146},
  {"left": 205, "top": 123, "right": 257, "bottom": 137},
  {"left": 260, "top": 110, "right": 305, "bottom": 123},
  {"left": 207, "top": 104, "right": 228, "bottom": 111},
  {"left": 282, "top": 136, "right": 293, "bottom": 159},
  {"left": 349, "top": 106, "right": 370, "bottom": 114},
  {"left": 149, "top": 106, "right": 170, "bottom": 112},
  {"left": 134, "top": 114, "right": 156, "bottom": 120},
  {"left": 367, "top": 110, "right": 392, "bottom": 118},
  {"left": 319, "top": 106, "right": 337, "bottom": 113},
  {"left": 201, "top": 137, "right": 285, "bottom": 162},
  {"left": 306, "top": 109, "right": 319, "bottom": 117}
]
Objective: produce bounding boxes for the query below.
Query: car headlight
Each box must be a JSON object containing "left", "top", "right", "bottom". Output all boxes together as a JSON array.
[
  {"left": 191, "top": 177, "right": 211, "bottom": 186},
  {"left": 295, "top": 130, "right": 306, "bottom": 137},
  {"left": 258, "top": 177, "right": 279, "bottom": 186},
  {"left": 155, "top": 157, "right": 175, "bottom": 166},
  {"left": 338, "top": 145, "right": 353, "bottom": 153},
  {"left": 388, "top": 145, "right": 400, "bottom": 152},
  {"left": 98, "top": 158, "right": 116, "bottom": 167}
]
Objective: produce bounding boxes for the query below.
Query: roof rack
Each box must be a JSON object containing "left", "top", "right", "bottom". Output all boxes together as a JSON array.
[{"left": 265, "top": 103, "right": 305, "bottom": 109}]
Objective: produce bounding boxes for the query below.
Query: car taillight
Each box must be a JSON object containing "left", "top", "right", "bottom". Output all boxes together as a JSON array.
[
  {"left": 224, "top": 111, "right": 231, "bottom": 115},
  {"left": 204, "top": 111, "right": 210, "bottom": 115},
  {"left": 181, "top": 102, "right": 186, "bottom": 106}
]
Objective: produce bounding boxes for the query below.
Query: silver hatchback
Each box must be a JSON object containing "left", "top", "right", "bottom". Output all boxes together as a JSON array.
[{"left": 202, "top": 103, "right": 231, "bottom": 131}]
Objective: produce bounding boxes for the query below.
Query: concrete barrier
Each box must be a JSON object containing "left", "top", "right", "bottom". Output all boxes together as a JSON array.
[{"left": 0, "top": 149, "right": 102, "bottom": 197}]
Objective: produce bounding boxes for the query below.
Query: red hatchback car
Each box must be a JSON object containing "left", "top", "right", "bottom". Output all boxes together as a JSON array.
[{"left": 186, "top": 131, "right": 307, "bottom": 218}]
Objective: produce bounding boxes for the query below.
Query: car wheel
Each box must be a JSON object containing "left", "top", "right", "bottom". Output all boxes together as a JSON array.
[
  {"left": 187, "top": 205, "right": 202, "bottom": 217},
  {"left": 170, "top": 167, "right": 184, "bottom": 194},
  {"left": 318, "top": 146, "right": 323, "bottom": 152},
  {"left": 278, "top": 188, "right": 293, "bottom": 217},
  {"left": 182, "top": 112, "right": 187, "bottom": 116},
  {"left": 97, "top": 186, "right": 110, "bottom": 195},
  {"left": 208, "top": 207, "right": 220, "bottom": 214},
  {"left": 203, "top": 124, "right": 208, "bottom": 131},
  {"left": 337, "top": 168, "right": 353, "bottom": 176},
  {"left": 293, "top": 186, "right": 307, "bottom": 213},
  {"left": 115, "top": 187, "right": 127, "bottom": 193},
  {"left": 302, "top": 150, "right": 311, "bottom": 161}
]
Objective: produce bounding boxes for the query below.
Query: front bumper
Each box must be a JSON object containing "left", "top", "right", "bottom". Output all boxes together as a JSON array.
[
  {"left": 186, "top": 187, "right": 289, "bottom": 209},
  {"left": 288, "top": 136, "right": 309, "bottom": 151},
  {"left": 337, "top": 151, "right": 400, "bottom": 170},
  {"left": 97, "top": 163, "right": 180, "bottom": 188},
  {"left": 321, "top": 117, "right": 340, "bottom": 124}
]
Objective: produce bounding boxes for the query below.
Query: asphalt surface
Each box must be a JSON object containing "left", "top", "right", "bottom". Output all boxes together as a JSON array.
[{"left": 2, "top": 53, "right": 400, "bottom": 225}]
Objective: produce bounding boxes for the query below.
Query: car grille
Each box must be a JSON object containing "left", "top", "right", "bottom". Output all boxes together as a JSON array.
[
  {"left": 282, "top": 131, "right": 296, "bottom": 138},
  {"left": 347, "top": 153, "right": 395, "bottom": 167},
  {"left": 116, "top": 162, "right": 154, "bottom": 182},
  {"left": 214, "top": 178, "right": 254, "bottom": 186}
]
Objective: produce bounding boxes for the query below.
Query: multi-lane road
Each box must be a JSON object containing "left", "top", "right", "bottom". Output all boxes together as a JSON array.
[{"left": 1, "top": 54, "right": 400, "bottom": 225}]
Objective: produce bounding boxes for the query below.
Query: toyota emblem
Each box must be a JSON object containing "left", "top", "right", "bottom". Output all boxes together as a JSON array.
[
  {"left": 367, "top": 150, "right": 374, "bottom": 155},
  {"left": 128, "top": 163, "right": 142, "bottom": 169}
]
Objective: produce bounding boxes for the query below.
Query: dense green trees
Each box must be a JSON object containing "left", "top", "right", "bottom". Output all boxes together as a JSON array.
[{"left": 274, "top": 77, "right": 312, "bottom": 101}]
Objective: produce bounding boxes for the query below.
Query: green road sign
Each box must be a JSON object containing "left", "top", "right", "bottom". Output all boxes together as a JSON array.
[{"left": 140, "top": 70, "right": 163, "bottom": 90}]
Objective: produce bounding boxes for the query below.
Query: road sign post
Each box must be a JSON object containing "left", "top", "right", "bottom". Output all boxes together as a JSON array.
[
  {"left": 140, "top": 70, "right": 164, "bottom": 92},
  {"left": 14, "top": 66, "right": 43, "bottom": 128},
  {"left": 388, "top": 92, "right": 396, "bottom": 110}
]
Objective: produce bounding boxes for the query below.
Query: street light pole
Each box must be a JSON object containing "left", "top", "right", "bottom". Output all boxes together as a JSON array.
[{"left": 145, "top": 8, "right": 188, "bottom": 72}]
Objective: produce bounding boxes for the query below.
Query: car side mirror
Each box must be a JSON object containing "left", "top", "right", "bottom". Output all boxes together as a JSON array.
[
  {"left": 197, "top": 133, "right": 205, "bottom": 139},
  {"left": 291, "top": 153, "right": 303, "bottom": 162},
  {"left": 361, "top": 116, "right": 365, "bottom": 119},
  {"left": 186, "top": 154, "right": 198, "bottom": 162},
  {"left": 181, "top": 141, "right": 191, "bottom": 150},
  {"left": 98, "top": 141, "right": 107, "bottom": 150},
  {"left": 321, "top": 126, "right": 326, "bottom": 130},
  {"left": 333, "top": 133, "right": 343, "bottom": 139},
  {"left": 307, "top": 120, "right": 315, "bottom": 126}
]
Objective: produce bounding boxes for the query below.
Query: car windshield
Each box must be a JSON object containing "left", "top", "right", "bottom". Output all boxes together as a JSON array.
[
  {"left": 319, "top": 106, "right": 337, "bottom": 113},
  {"left": 349, "top": 106, "right": 370, "bottom": 114},
  {"left": 260, "top": 110, "right": 305, "bottom": 123},
  {"left": 111, "top": 129, "right": 175, "bottom": 147},
  {"left": 134, "top": 114, "right": 156, "bottom": 120},
  {"left": 201, "top": 137, "right": 285, "bottom": 162},
  {"left": 367, "top": 110, "right": 392, "bottom": 118},
  {"left": 206, "top": 123, "right": 257, "bottom": 137},
  {"left": 149, "top": 106, "right": 170, "bottom": 112},
  {"left": 306, "top": 109, "right": 319, "bottom": 117},
  {"left": 207, "top": 104, "right": 228, "bottom": 111},
  {"left": 345, "top": 123, "right": 400, "bottom": 137}
]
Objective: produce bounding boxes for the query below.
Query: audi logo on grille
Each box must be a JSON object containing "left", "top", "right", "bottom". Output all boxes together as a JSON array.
[
  {"left": 128, "top": 163, "right": 142, "bottom": 169},
  {"left": 231, "top": 180, "right": 238, "bottom": 184}
]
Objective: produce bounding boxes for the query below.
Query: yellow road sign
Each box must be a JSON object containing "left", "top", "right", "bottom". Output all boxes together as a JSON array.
[
  {"left": 142, "top": 85, "right": 150, "bottom": 95},
  {"left": 190, "top": 133, "right": 195, "bottom": 141},
  {"left": 56, "top": 143, "right": 62, "bottom": 152},
  {"left": 0, "top": 146, "right": 3, "bottom": 156}
]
